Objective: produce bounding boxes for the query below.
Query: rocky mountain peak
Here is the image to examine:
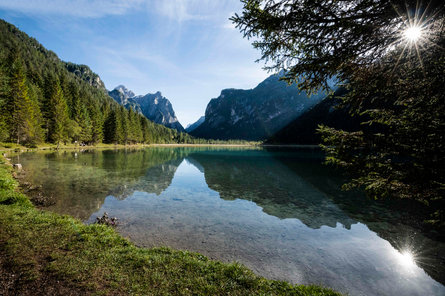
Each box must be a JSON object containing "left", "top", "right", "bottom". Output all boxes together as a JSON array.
[
  {"left": 108, "top": 87, "right": 185, "bottom": 132},
  {"left": 114, "top": 85, "right": 135, "bottom": 99}
]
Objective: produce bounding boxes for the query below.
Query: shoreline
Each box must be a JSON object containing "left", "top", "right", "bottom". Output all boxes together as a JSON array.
[{"left": 0, "top": 142, "right": 323, "bottom": 153}]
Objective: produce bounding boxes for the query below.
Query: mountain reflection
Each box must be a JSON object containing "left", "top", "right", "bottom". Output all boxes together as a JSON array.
[{"left": 186, "top": 151, "right": 356, "bottom": 229}]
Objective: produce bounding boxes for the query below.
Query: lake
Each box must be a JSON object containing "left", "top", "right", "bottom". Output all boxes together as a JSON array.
[{"left": 12, "top": 147, "right": 445, "bottom": 296}]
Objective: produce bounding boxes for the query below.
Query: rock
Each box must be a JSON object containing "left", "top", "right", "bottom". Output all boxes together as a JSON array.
[
  {"left": 31, "top": 192, "right": 55, "bottom": 207},
  {"left": 95, "top": 212, "right": 118, "bottom": 227},
  {"left": 13, "top": 163, "right": 22, "bottom": 170}
]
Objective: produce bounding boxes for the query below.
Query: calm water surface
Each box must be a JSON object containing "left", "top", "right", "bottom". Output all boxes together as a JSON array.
[{"left": 13, "top": 148, "right": 445, "bottom": 296}]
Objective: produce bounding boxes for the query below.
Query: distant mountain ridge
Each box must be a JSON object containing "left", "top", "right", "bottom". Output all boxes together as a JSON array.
[
  {"left": 108, "top": 86, "right": 185, "bottom": 132},
  {"left": 190, "top": 73, "right": 329, "bottom": 140},
  {"left": 186, "top": 116, "right": 205, "bottom": 133}
]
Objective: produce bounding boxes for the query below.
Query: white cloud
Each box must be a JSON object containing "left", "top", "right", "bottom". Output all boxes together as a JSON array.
[{"left": 0, "top": 0, "right": 145, "bottom": 18}]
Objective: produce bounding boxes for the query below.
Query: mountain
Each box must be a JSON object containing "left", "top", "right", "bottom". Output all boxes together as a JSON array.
[
  {"left": 266, "top": 88, "right": 363, "bottom": 145},
  {"left": 190, "top": 73, "right": 328, "bottom": 141},
  {"left": 0, "top": 19, "right": 192, "bottom": 145},
  {"left": 108, "top": 85, "right": 136, "bottom": 105},
  {"left": 108, "top": 85, "right": 141, "bottom": 113},
  {"left": 108, "top": 86, "right": 185, "bottom": 132},
  {"left": 185, "top": 116, "right": 205, "bottom": 133}
]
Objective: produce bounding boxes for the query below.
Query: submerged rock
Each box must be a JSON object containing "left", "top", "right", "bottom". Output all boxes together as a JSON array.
[
  {"left": 95, "top": 212, "right": 118, "bottom": 227},
  {"left": 31, "top": 192, "right": 55, "bottom": 207}
]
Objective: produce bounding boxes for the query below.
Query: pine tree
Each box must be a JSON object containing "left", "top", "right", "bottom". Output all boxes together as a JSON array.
[
  {"left": 27, "top": 83, "right": 44, "bottom": 143},
  {"left": 89, "top": 101, "right": 103, "bottom": 144},
  {"left": 104, "top": 108, "right": 120, "bottom": 144},
  {"left": 118, "top": 106, "right": 129, "bottom": 144},
  {"left": 141, "top": 117, "right": 151, "bottom": 144},
  {"left": 0, "top": 66, "right": 9, "bottom": 141},
  {"left": 49, "top": 79, "right": 69, "bottom": 147},
  {"left": 127, "top": 108, "right": 142, "bottom": 144},
  {"left": 78, "top": 105, "right": 92, "bottom": 144},
  {"left": 6, "top": 56, "right": 36, "bottom": 144}
]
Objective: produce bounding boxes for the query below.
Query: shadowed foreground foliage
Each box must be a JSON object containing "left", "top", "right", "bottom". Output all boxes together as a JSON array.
[
  {"left": 0, "top": 157, "right": 341, "bottom": 295},
  {"left": 233, "top": 0, "right": 444, "bottom": 226}
]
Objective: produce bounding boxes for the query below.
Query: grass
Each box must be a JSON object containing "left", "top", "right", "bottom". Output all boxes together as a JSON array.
[
  {"left": 0, "top": 141, "right": 152, "bottom": 152},
  {"left": 0, "top": 155, "right": 342, "bottom": 295},
  {"left": 0, "top": 141, "right": 261, "bottom": 153}
]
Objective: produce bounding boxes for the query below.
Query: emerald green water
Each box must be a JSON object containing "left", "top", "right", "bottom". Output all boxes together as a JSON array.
[{"left": 13, "top": 148, "right": 445, "bottom": 296}]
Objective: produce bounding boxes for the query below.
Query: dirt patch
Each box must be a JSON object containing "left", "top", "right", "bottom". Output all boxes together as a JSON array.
[{"left": 0, "top": 249, "right": 90, "bottom": 296}]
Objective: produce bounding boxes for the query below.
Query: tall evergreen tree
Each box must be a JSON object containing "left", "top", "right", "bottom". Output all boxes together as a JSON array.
[
  {"left": 48, "top": 79, "right": 69, "bottom": 147},
  {"left": 6, "top": 55, "right": 37, "bottom": 144},
  {"left": 78, "top": 105, "right": 92, "bottom": 144},
  {"left": 118, "top": 106, "right": 129, "bottom": 144},
  {"left": 127, "top": 108, "right": 142, "bottom": 144},
  {"left": 89, "top": 100, "right": 103, "bottom": 144},
  {"left": 141, "top": 117, "right": 151, "bottom": 144},
  {"left": 104, "top": 108, "right": 120, "bottom": 144},
  {"left": 0, "top": 65, "right": 9, "bottom": 141},
  {"left": 27, "top": 83, "right": 44, "bottom": 143}
]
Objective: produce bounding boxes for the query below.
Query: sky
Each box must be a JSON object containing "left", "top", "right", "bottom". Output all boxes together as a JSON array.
[{"left": 0, "top": 0, "right": 270, "bottom": 127}]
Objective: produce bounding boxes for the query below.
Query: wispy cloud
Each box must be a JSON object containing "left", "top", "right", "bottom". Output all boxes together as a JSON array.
[
  {"left": 152, "top": 0, "right": 238, "bottom": 23},
  {"left": 96, "top": 45, "right": 181, "bottom": 76},
  {"left": 0, "top": 0, "right": 145, "bottom": 18},
  {"left": 152, "top": 1, "right": 205, "bottom": 22},
  {"left": 0, "top": 0, "right": 239, "bottom": 21}
]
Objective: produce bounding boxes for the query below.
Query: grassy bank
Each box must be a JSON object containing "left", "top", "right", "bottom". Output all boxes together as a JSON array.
[
  {"left": 0, "top": 142, "right": 260, "bottom": 153},
  {"left": 0, "top": 142, "right": 151, "bottom": 152},
  {"left": 0, "top": 156, "right": 341, "bottom": 295}
]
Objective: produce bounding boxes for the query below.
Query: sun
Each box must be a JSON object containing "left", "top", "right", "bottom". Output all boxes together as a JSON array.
[
  {"left": 395, "top": 249, "right": 416, "bottom": 268},
  {"left": 404, "top": 25, "right": 422, "bottom": 42}
]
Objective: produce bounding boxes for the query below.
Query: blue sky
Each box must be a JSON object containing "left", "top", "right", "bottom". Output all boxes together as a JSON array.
[{"left": 0, "top": 0, "right": 270, "bottom": 126}]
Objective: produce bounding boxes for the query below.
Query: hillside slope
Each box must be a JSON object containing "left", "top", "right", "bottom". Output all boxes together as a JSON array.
[{"left": 0, "top": 19, "right": 189, "bottom": 145}]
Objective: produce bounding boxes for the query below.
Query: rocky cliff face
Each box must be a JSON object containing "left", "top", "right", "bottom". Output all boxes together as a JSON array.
[
  {"left": 185, "top": 116, "right": 205, "bottom": 133},
  {"left": 108, "top": 86, "right": 185, "bottom": 132},
  {"left": 190, "top": 73, "right": 328, "bottom": 140},
  {"left": 64, "top": 62, "right": 106, "bottom": 90}
]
